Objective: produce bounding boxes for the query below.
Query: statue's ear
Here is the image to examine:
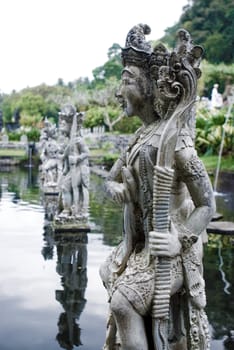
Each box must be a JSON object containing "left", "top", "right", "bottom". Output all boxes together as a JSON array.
[
  {"left": 77, "top": 112, "right": 85, "bottom": 117},
  {"left": 191, "top": 45, "right": 204, "bottom": 59},
  {"left": 153, "top": 43, "right": 168, "bottom": 54},
  {"left": 194, "top": 68, "right": 202, "bottom": 79}
]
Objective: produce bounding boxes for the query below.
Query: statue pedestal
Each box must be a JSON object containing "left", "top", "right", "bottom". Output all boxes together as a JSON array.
[
  {"left": 54, "top": 230, "right": 88, "bottom": 244},
  {"left": 207, "top": 221, "right": 234, "bottom": 235},
  {"left": 43, "top": 185, "right": 59, "bottom": 196},
  {"left": 53, "top": 216, "right": 90, "bottom": 234}
]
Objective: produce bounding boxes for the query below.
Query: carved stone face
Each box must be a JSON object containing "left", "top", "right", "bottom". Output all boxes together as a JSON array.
[
  {"left": 77, "top": 112, "right": 85, "bottom": 126},
  {"left": 59, "top": 119, "right": 71, "bottom": 135},
  {"left": 116, "top": 66, "right": 149, "bottom": 117}
]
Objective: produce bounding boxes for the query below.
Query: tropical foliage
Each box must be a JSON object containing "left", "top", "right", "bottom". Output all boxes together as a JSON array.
[
  {"left": 198, "top": 61, "right": 234, "bottom": 98},
  {"left": 195, "top": 104, "right": 234, "bottom": 156},
  {"left": 161, "top": 0, "right": 234, "bottom": 64},
  {"left": 0, "top": 3, "right": 233, "bottom": 158}
]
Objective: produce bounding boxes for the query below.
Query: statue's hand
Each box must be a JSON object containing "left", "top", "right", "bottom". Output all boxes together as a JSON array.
[
  {"left": 108, "top": 182, "right": 131, "bottom": 204},
  {"left": 68, "top": 155, "right": 77, "bottom": 165},
  {"left": 149, "top": 222, "right": 182, "bottom": 257},
  {"left": 121, "top": 166, "right": 137, "bottom": 202}
]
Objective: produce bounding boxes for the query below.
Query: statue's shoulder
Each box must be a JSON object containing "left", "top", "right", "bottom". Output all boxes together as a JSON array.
[{"left": 175, "top": 128, "right": 194, "bottom": 152}]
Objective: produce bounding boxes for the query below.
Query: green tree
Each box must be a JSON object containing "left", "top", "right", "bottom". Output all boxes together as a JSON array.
[
  {"left": 161, "top": 0, "right": 234, "bottom": 64},
  {"left": 92, "top": 43, "right": 122, "bottom": 88},
  {"left": 88, "top": 77, "right": 124, "bottom": 131},
  {"left": 17, "top": 92, "right": 46, "bottom": 117},
  {"left": 1, "top": 96, "right": 15, "bottom": 123},
  {"left": 84, "top": 106, "right": 105, "bottom": 128},
  {"left": 57, "top": 78, "right": 64, "bottom": 86},
  {"left": 198, "top": 60, "right": 234, "bottom": 97}
]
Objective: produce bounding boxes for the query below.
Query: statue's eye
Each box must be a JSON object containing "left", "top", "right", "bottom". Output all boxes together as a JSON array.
[{"left": 122, "top": 78, "right": 131, "bottom": 86}]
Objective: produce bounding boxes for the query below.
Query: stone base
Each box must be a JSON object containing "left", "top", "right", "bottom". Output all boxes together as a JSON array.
[
  {"left": 211, "top": 212, "right": 223, "bottom": 221},
  {"left": 54, "top": 230, "right": 88, "bottom": 243},
  {"left": 53, "top": 215, "right": 90, "bottom": 233},
  {"left": 207, "top": 221, "right": 234, "bottom": 235},
  {"left": 43, "top": 185, "right": 59, "bottom": 195}
]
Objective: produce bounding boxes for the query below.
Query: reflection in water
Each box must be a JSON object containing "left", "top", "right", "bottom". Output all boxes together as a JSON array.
[
  {"left": 0, "top": 168, "right": 233, "bottom": 350},
  {"left": 42, "top": 188, "right": 88, "bottom": 350},
  {"left": 213, "top": 172, "right": 234, "bottom": 221},
  {"left": 42, "top": 186, "right": 89, "bottom": 350},
  {"left": 204, "top": 235, "right": 234, "bottom": 345},
  {"left": 55, "top": 232, "right": 88, "bottom": 350},
  {"left": 218, "top": 241, "right": 231, "bottom": 295},
  {"left": 224, "top": 330, "right": 234, "bottom": 350},
  {"left": 43, "top": 215, "right": 88, "bottom": 350},
  {"left": 43, "top": 193, "right": 59, "bottom": 222},
  {"left": 42, "top": 223, "right": 55, "bottom": 260},
  {"left": 0, "top": 166, "right": 40, "bottom": 205},
  {"left": 89, "top": 174, "right": 123, "bottom": 246}
]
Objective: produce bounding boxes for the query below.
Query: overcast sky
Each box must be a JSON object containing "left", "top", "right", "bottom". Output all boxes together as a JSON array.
[{"left": 0, "top": 0, "right": 188, "bottom": 94}]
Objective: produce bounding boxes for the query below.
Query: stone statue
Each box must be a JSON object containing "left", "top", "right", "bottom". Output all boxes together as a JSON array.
[
  {"left": 100, "top": 24, "right": 216, "bottom": 350},
  {"left": 211, "top": 83, "right": 223, "bottom": 110},
  {"left": 0, "top": 110, "right": 3, "bottom": 132},
  {"left": 57, "top": 104, "right": 90, "bottom": 220},
  {"left": 39, "top": 118, "right": 59, "bottom": 191}
]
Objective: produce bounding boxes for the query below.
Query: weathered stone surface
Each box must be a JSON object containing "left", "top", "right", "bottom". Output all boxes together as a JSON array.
[
  {"left": 39, "top": 118, "right": 59, "bottom": 193},
  {"left": 100, "top": 24, "right": 215, "bottom": 350},
  {"left": 55, "top": 104, "right": 90, "bottom": 221},
  {"left": 53, "top": 216, "right": 90, "bottom": 233},
  {"left": 212, "top": 212, "right": 223, "bottom": 221}
]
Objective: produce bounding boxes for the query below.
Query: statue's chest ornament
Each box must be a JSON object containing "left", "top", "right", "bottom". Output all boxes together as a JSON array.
[{"left": 126, "top": 120, "right": 163, "bottom": 166}]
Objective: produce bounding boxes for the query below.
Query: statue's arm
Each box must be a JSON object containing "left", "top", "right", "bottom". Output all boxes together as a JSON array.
[
  {"left": 76, "top": 140, "right": 89, "bottom": 163},
  {"left": 175, "top": 146, "right": 216, "bottom": 239},
  {"left": 67, "top": 138, "right": 89, "bottom": 165},
  {"left": 149, "top": 146, "right": 216, "bottom": 257},
  {"left": 105, "top": 151, "right": 132, "bottom": 204},
  {"left": 107, "top": 154, "right": 125, "bottom": 183}
]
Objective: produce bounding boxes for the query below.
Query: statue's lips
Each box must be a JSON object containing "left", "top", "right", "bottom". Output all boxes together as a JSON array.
[{"left": 117, "top": 97, "right": 126, "bottom": 110}]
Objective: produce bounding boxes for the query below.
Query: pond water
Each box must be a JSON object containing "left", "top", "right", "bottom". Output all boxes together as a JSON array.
[{"left": 0, "top": 167, "right": 233, "bottom": 350}]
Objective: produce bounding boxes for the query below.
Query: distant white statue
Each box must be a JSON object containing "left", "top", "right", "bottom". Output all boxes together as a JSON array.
[{"left": 211, "top": 83, "right": 223, "bottom": 109}]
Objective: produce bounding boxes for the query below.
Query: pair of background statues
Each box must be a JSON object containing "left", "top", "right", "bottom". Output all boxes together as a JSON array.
[
  {"left": 100, "top": 24, "right": 216, "bottom": 350},
  {"left": 39, "top": 104, "right": 90, "bottom": 221}
]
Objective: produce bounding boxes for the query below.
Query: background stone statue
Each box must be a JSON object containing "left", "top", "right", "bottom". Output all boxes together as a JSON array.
[
  {"left": 57, "top": 104, "right": 90, "bottom": 220},
  {"left": 39, "top": 118, "right": 59, "bottom": 191},
  {"left": 100, "top": 24, "right": 216, "bottom": 350},
  {"left": 0, "top": 110, "right": 3, "bottom": 132}
]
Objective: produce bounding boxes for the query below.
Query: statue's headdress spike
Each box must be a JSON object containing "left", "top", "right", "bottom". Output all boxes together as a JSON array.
[
  {"left": 58, "top": 104, "right": 78, "bottom": 125},
  {"left": 120, "top": 24, "right": 204, "bottom": 124},
  {"left": 121, "top": 23, "right": 152, "bottom": 68}
]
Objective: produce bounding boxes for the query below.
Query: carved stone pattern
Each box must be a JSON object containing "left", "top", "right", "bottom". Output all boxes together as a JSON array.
[
  {"left": 110, "top": 248, "right": 183, "bottom": 317},
  {"left": 181, "top": 234, "right": 198, "bottom": 251},
  {"left": 139, "top": 145, "right": 153, "bottom": 238},
  {"left": 172, "top": 214, "right": 199, "bottom": 251},
  {"left": 182, "top": 246, "right": 207, "bottom": 310},
  {"left": 189, "top": 306, "right": 210, "bottom": 350},
  {"left": 181, "top": 154, "right": 206, "bottom": 181},
  {"left": 112, "top": 248, "right": 155, "bottom": 315}
]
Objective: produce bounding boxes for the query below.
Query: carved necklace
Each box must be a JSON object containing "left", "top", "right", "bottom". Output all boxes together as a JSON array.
[
  {"left": 127, "top": 119, "right": 162, "bottom": 166},
  {"left": 137, "top": 120, "right": 161, "bottom": 144}
]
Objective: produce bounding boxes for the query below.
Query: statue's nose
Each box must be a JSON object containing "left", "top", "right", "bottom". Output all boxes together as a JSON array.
[
  {"left": 115, "top": 88, "right": 125, "bottom": 108},
  {"left": 115, "top": 88, "right": 122, "bottom": 99}
]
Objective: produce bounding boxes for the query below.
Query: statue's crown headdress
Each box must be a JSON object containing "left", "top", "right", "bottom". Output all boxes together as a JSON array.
[
  {"left": 121, "top": 24, "right": 152, "bottom": 68},
  {"left": 121, "top": 24, "right": 204, "bottom": 131},
  {"left": 121, "top": 23, "right": 203, "bottom": 80},
  {"left": 59, "top": 104, "right": 77, "bottom": 124}
]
